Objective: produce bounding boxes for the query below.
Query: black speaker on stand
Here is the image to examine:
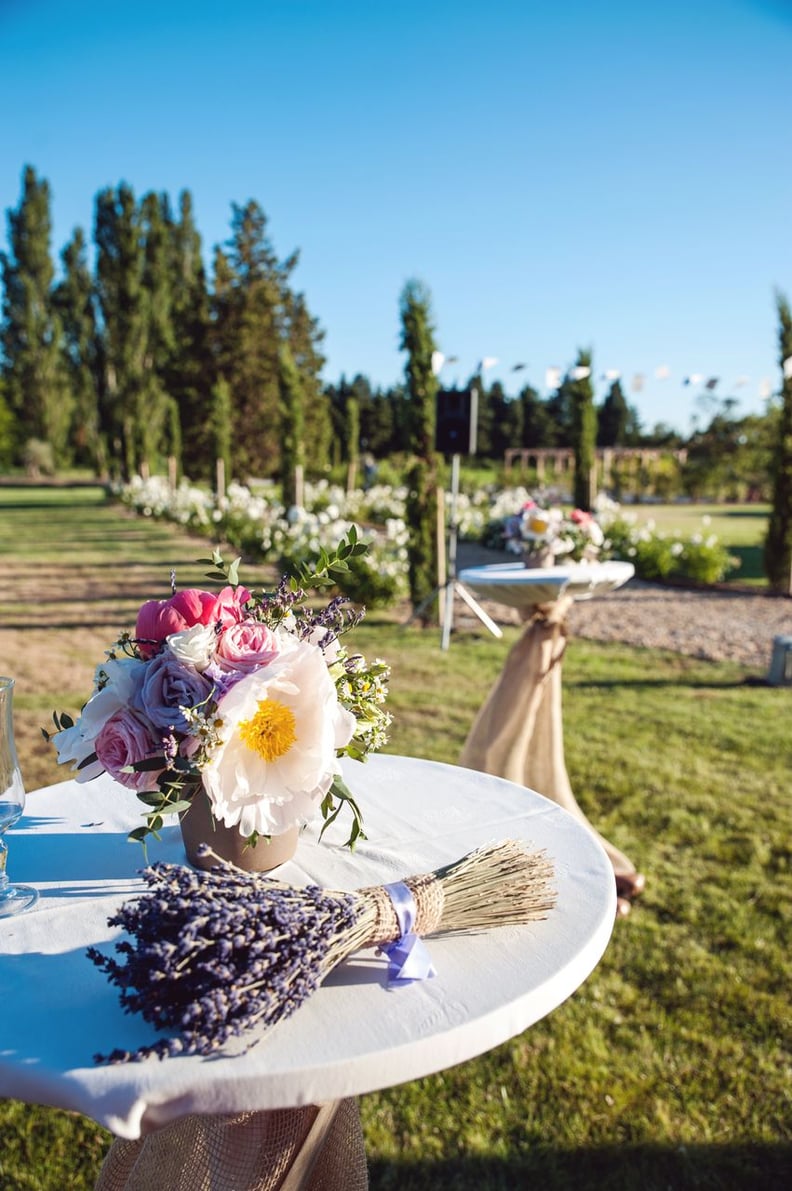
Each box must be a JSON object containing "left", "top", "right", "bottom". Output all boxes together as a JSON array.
[{"left": 435, "top": 387, "right": 478, "bottom": 456}]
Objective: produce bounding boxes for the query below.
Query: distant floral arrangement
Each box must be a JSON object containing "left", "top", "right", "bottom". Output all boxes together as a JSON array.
[
  {"left": 503, "top": 500, "right": 607, "bottom": 563},
  {"left": 46, "top": 532, "right": 391, "bottom": 851}
]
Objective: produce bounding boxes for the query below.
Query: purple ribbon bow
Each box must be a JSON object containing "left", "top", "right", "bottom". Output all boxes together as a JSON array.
[{"left": 380, "top": 881, "right": 437, "bottom": 984}]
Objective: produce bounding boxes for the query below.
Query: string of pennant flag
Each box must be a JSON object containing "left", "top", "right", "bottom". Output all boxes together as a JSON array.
[{"left": 430, "top": 351, "right": 791, "bottom": 400}]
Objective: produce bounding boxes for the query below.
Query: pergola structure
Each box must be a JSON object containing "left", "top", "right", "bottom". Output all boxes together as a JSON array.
[{"left": 503, "top": 446, "right": 688, "bottom": 492}]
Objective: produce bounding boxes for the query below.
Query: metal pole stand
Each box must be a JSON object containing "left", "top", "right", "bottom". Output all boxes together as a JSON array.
[{"left": 440, "top": 454, "right": 503, "bottom": 650}]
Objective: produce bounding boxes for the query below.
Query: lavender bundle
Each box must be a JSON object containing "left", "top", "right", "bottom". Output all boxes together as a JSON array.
[{"left": 89, "top": 840, "right": 555, "bottom": 1063}]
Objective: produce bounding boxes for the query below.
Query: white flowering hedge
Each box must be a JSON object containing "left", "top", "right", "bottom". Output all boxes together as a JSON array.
[{"left": 117, "top": 476, "right": 737, "bottom": 604}]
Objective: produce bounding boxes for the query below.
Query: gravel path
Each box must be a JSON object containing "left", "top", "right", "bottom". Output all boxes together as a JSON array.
[{"left": 454, "top": 543, "right": 792, "bottom": 673}]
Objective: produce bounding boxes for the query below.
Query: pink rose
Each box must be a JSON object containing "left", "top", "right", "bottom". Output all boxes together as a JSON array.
[
  {"left": 215, "top": 620, "right": 282, "bottom": 673},
  {"left": 94, "top": 708, "right": 164, "bottom": 792},
  {"left": 135, "top": 585, "right": 250, "bottom": 658},
  {"left": 570, "top": 508, "right": 593, "bottom": 526}
]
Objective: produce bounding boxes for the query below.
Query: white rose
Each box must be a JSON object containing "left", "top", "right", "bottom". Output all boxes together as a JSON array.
[{"left": 166, "top": 623, "right": 218, "bottom": 672}]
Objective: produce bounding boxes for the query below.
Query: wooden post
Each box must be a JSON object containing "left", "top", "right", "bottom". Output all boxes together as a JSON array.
[
  {"left": 346, "top": 458, "right": 358, "bottom": 493},
  {"left": 436, "top": 486, "right": 447, "bottom": 629},
  {"left": 167, "top": 455, "right": 177, "bottom": 491},
  {"left": 294, "top": 463, "right": 304, "bottom": 509}
]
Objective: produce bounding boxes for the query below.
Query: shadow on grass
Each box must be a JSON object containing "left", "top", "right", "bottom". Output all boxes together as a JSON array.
[
  {"left": 729, "top": 544, "right": 764, "bottom": 581},
  {"left": 368, "top": 1141, "right": 792, "bottom": 1190}
]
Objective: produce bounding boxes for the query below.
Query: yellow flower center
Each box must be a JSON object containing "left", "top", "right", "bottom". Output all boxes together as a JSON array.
[
  {"left": 530, "top": 516, "right": 549, "bottom": 534},
  {"left": 239, "top": 698, "right": 297, "bottom": 762}
]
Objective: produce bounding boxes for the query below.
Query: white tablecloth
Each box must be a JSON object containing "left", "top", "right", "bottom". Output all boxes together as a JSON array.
[
  {"left": 0, "top": 754, "right": 614, "bottom": 1139},
  {"left": 458, "top": 560, "right": 635, "bottom": 609}
]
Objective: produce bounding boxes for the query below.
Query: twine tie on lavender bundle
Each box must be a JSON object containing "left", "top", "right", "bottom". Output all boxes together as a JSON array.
[{"left": 376, "top": 878, "right": 444, "bottom": 983}]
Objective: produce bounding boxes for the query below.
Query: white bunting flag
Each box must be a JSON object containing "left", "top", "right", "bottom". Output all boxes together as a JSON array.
[
  {"left": 479, "top": 357, "right": 499, "bottom": 371},
  {"left": 631, "top": 373, "right": 645, "bottom": 393},
  {"left": 759, "top": 377, "right": 773, "bottom": 399},
  {"left": 431, "top": 351, "right": 445, "bottom": 376},
  {"left": 571, "top": 365, "right": 591, "bottom": 381},
  {"left": 603, "top": 369, "right": 621, "bottom": 381},
  {"left": 655, "top": 365, "right": 670, "bottom": 380},
  {"left": 783, "top": 356, "right": 792, "bottom": 379},
  {"left": 545, "top": 366, "right": 561, "bottom": 389}
]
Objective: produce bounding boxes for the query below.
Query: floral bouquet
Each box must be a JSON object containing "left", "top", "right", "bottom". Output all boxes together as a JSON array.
[
  {"left": 46, "top": 531, "right": 391, "bottom": 854},
  {"left": 504, "top": 500, "right": 606, "bottom": 565}
]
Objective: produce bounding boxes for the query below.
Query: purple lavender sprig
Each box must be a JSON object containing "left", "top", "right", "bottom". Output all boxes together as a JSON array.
[{"left": 88, "top": 854, "right": 360, "bottom": 1063}]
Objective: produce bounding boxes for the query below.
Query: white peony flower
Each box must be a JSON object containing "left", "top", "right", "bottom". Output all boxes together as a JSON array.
[
  {"left": 202, "top": 639, "right": 356, "bottom": 838},
  {"left": 166, "top": 623, "right": 218, "bottom": 672}
]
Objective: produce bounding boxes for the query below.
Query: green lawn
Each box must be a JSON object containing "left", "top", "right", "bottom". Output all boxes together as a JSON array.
[{"left": 0, "top": 489, "right": 789, "bottom": 1190}]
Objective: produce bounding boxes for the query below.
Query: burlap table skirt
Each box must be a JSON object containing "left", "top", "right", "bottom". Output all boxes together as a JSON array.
[
  {"left": 95, "top": 1099, "right": 368, "bottom": 1191},
  {"left": 460, "top": 595, "right": 635, "bottom": 881}
]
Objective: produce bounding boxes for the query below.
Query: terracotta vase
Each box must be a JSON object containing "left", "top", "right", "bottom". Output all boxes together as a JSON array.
[
  {"left": 179, "top": 788, "right": 300, "bottom": 873},
  {"left": 522, "top": 545, "right": 555, "bottom": 569}
]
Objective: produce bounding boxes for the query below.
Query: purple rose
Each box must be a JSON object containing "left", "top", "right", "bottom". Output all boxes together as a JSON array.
[
  {"left": 136, "top": 652, "right": 213, "bottom": 733},
  {"left": 94, "top": 708, "right": 164, "bottom": 792}
]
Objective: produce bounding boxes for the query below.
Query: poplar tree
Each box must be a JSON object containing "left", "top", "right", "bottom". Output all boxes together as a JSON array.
[
  {"left": 764, "top": 291, "right": 792, "bottom": 591},
  {"left": 569, "top": 348, "right": 597, "bottom": 510},
  {"left": 400, "top": 279, "right": 439, "bottom": 618},
  {"left": 0, "top": 166, "right": 71, "bottom": 463},
  {"left": 54, "top": 227, "right": 102, "bottom": 471}
]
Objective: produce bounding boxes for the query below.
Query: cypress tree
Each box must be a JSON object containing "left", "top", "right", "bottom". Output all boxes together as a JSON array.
[
  {"left": 569, "top": 348, "right": 597, "bottom": 510},
  {"left": 138, "top": 191, "right": 175, "bottom": 471},
  {"left": 278, "top": 343, "right": 305, "bottom": 506},
  {"left": 399, "top": 279, "right": 440, "bottom": 618},
  {"left": 0, "top": 165, "right": 71, "bottom": 464},
  {"left": 597, "top": 378, "right": 630, "bottom": 447},
  {"left": 282, "top": 288, "right": 330, "bottom": 474},
  {"left": 167, "top": 190, "right": 213, "bottom": 479},
  {"left": 764, "top": 291, "right": 792, "bottom": 591},
  {"left": 211, "top": 201, "right": 283, "bottom": 478},
  {"left": 94, "top": 184, "right": 148, "bottom": 478},
  {"left": 209, "top": 376, "right": 233, "bottom": 488},
  {"left": 53, "top": 227, "right": 102, "bottom": 472}
]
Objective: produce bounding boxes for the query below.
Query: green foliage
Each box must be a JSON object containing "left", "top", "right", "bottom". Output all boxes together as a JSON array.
[
  {"left": 0, "top": 165, "right": 72, "bottom": 465},
  {"left": 209, "top": 375, "right": 233, "bottom": 485},
  {"left": 278, "top": 343, "right": 305, "bottom": 505},
  {"left": 602, "top": 514, "right": 738, "bottom": 583},
  {"left": 53, "top": 226, "right": 102, "bottom": 472},
  {"left": 400, "top": 279, "right": 440, "bottom": 615},
  {"left": 764, "top": 291, "right": 792, "bottom": 590}
]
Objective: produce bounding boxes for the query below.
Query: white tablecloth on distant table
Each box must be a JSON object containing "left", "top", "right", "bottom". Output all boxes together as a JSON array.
[
  {"left": 458, "top": 559, "right": 635, "bottom": 610},
  {"left": 0, "top": 754, "right": 614, "bottom": 1141}
]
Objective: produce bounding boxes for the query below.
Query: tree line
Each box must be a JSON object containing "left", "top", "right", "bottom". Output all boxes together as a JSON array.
[
  {"left": 0, "top": 165, "right": 725, "bottom": 486},
  {"left": 1, "top": 165, "right": 791, "bottom": 594}
]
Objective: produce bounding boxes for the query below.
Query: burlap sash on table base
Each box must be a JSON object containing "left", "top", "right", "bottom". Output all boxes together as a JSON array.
[
  {"left": 460, "top": 595, "right": 635, "bottom": 881},
  {"left": 95, "top": 1098, "right": 367, "bottom": 1191}
]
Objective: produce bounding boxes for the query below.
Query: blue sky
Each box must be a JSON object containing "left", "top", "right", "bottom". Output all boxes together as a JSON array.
[{"left": 1, "top": 0, "right": 790, "bottom": 433}]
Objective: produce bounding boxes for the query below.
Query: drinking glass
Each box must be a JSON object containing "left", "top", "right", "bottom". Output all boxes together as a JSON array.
[{"left": 0, "top": 676, "right": 39, "bottom": 916}]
